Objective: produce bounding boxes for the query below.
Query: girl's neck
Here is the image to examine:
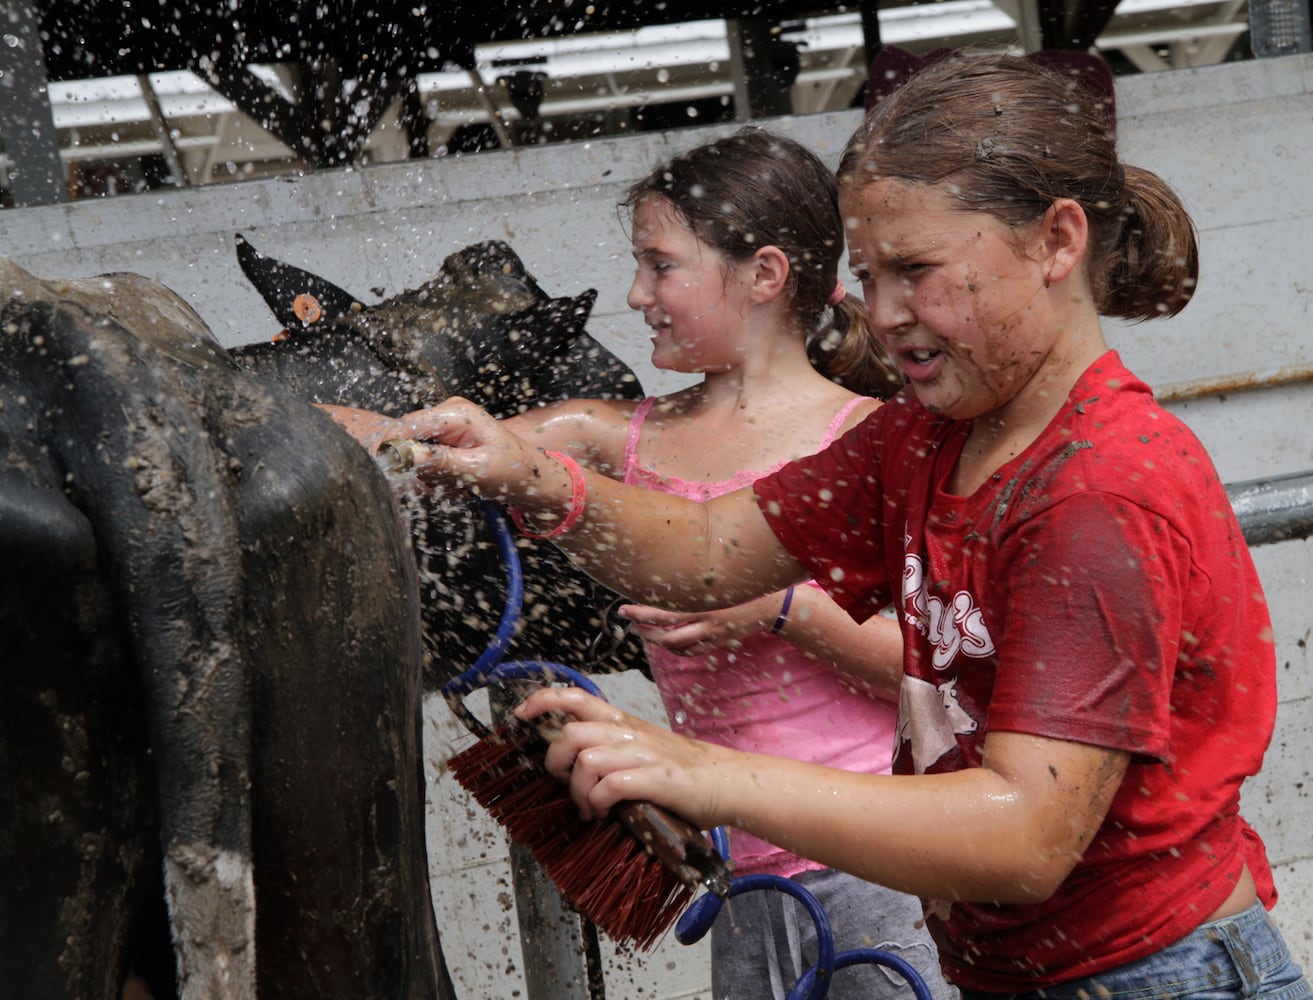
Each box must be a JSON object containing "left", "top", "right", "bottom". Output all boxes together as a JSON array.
[
  {"left": 950, "top": 332, "right": 1107, "bottom": 496},
  {"left": 691, "top": 330, "right": 822, "bottom": 412},
  {"left": 641, "top": 339, "right": 863, "bottom": 483}
]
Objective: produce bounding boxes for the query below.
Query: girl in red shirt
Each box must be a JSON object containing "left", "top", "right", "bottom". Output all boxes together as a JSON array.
[{"left": 397, "top": 53, "right": 1309, "bottom": 1000}]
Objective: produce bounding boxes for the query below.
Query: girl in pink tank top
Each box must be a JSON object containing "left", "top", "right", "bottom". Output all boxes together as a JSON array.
[
  {"left": 622, "top": 395, "right": 896, "bottom": 877},
  {"left": 497, "top": 128, "right": 952, "bottom": 1000}
]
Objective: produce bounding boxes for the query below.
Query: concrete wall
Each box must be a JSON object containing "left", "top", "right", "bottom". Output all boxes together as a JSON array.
[{"left": 3, "top": 52, "right": 1310, "bottom": 998}]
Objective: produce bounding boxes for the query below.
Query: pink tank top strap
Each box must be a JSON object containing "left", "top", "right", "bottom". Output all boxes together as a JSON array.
[
  {"left": 621, "top": 397, "right": 657, "bottom": 479},
  {"left": 819, "top": 396, "right": 870, "bottom": 448}
]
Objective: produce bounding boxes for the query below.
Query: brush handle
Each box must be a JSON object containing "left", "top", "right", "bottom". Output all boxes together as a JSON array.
[{"left": 616, "top": 801, "right": 732, "bottom": 899}]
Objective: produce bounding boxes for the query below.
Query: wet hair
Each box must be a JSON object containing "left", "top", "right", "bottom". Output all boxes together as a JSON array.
[
  {"left": 837, "top": 52, "right": 1199, "bottom": 322},
  {"left": 623, "top": 126, "right": 902, "bottom": 398}
]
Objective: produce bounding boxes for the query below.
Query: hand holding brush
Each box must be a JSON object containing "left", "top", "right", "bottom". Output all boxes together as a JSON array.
[{"left": 444, "top": 664, "right": 730, "bottom": 952}]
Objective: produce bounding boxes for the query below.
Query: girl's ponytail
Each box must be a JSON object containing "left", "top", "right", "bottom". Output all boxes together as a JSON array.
[
  {"left": 1099, "top": 165, "right": 1199, "bottom": 322},
  {"left": 808, "top": 296, "right": 904, "bottom": 400}
]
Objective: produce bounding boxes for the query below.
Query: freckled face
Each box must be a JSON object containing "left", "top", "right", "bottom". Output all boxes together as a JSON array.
[
  {"left": 841, "top": 178, "right": 1053, "bottom": 421},
  {"left": 626, "top": 196, "right": 751, "bottom": 374}
]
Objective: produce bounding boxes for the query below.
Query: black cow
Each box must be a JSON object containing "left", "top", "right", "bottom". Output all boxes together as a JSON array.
[
  {"left": 230, "top": 237, "right": 650, "bottom": 686},
  {"left": 0, "top": 259, "right": 452, "bottom": 999}
]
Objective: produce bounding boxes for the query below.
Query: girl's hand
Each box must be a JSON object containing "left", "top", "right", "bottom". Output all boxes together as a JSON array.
[
  {"left": 514, "top": 686, "right": 729, "bottom": 829},
  {"left": 618, "top": 593, "right": 783, "bottom": 654},
  {"left": 389, "top": 397, "right": 543, "bottom": 500}
]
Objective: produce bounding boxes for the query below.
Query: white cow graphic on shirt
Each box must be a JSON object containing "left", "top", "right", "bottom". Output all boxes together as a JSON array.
[{"left": 897, "top": 675, "right": 979, "bottom": 774}]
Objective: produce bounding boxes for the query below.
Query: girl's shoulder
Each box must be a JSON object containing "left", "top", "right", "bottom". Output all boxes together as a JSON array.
[
  {"left": 836, "top": 394, "right": 882, "bottom": 435},
  {"left": 506, "top": 396, "right": 641, "bottom": 434},
  {"left": 796, "top": 386, "right": 882, "bottom": 451}
]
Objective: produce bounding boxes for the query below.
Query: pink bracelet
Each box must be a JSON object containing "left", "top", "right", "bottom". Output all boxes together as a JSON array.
[{"left": 508, "top": 451, "right": 587, "bottom": 540}]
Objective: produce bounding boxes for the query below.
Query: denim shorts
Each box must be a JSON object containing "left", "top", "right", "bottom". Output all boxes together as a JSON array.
[
  {"left": 961, "top": 901, "right": 1311, "bottom": 1000},
  {"left": 710, "top": 867, "right": 958, "bottom": 1000}
]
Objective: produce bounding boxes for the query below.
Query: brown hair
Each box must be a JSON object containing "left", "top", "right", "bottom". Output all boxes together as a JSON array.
[
  {"left": 623, "top": 127, "right": 901, "bottom": 398},
  {"left": 837, "top": 53, "right": 1198, "bottom": 322}
]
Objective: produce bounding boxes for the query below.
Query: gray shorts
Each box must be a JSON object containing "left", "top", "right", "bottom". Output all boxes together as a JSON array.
[{"left": 710, "top": 867, "right": 958, "bottom": 1000}]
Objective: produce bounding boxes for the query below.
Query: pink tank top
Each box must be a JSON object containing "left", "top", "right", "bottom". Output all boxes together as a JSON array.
[{"left": 622, "top": 397, "right": 897, "bottom": 878}]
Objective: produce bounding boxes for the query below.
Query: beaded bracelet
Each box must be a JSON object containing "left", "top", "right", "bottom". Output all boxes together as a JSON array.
[
  {"left": 508, "top": 450, "right": 587, "bottom": 540},
  {"left": 769, "top": 585, "right": 795, "bottom": 636}
]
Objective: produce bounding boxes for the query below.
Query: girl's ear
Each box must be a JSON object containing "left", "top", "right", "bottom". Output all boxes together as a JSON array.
[
  {"left": 749, "top": 245, "right": 792, "bottom": 302},
  {"left": 1042, "top": 198, "right": 1088, "bottom": 284}
]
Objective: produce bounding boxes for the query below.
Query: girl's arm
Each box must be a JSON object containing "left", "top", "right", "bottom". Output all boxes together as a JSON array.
[
  {"left": 620, "top": 587, "right": 903, "bottom": 701},
  {"left": 397, "top": 397, "right": 807, "bottom": 609},
  {"left": 770, "top": 588, "right": 903, "bottom": 698},
  {"left": 518, "top": 686, "right": 1129, "bottom": 904},
  {"left": 315, "top": 403, "right": 407, "bottom": 452},
  {"left": 314, "top": 398, "right": 635, "bottom": 470},
  {"left": 502, "top": 397, "right": 635, "bottom": 479}
]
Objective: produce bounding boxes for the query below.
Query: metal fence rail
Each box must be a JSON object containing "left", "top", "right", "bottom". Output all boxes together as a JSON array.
[{"left": 1228, "top": 469, "right": 1313, "bottom": 546}]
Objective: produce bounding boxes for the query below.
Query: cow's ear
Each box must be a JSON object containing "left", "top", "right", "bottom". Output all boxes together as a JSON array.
[
  {"left": 515, "top": 291, "right": 595, "bottom": 358},
  {"left": 235, "top": 234, "right": 361, "bottom": 337},
  {"left": 569, "top": 289, "right": 598, "bottom": 328}
]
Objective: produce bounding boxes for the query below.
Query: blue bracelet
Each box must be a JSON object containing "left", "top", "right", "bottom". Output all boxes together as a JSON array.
[{"left": 769, "top": 585, "right": 795, "bottom": 636}]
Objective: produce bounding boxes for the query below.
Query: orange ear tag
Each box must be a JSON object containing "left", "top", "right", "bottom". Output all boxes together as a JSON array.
[{"left": 293, "top": 293, "right": 324, "bottom": 325}]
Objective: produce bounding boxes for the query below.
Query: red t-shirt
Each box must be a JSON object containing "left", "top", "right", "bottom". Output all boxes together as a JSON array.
[{"left": 754, "top": 352, "right": 1277, "bottom": 991}]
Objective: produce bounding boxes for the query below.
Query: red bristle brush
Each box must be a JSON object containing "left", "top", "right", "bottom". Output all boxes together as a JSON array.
[{"left": 446, "top": 709, "right": 731, "bottom": 950}]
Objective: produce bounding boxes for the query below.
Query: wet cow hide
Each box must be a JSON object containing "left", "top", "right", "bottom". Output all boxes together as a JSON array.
[
  {"left": 229, "top": 237, "right": 650, "bottom": 687},
  {"left": 0, "top": 259, "right": 452, "bottom": 999}
]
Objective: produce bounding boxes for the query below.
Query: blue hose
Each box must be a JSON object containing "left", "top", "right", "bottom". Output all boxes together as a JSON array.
[
  {"left": 466, "top": 500, "right": 525, "bottom": 680},
  {"left": 676, "top": 833, "right": 935, "bottom": 1000},
  {"left": 441, "top": 502, "right": 603, "bottom": 733},
  {"left": 445, "top": 500, "right": 934, "bottom": 1000},
  {"left": 444, "top": 657, "right": 604, "bottom": 702}
]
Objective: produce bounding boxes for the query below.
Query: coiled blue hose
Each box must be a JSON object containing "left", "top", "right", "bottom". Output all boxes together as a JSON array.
[{"left": 442, "top": 500, "right": 935, "bottom": 1000}]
